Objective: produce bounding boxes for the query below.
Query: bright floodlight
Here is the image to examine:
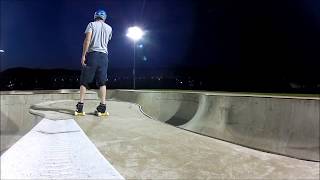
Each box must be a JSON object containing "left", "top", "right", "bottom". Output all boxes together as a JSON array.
[
  {"left": 126, "top": 26, "right": 144, "bottom": 41},
  {"left": 0, "top": 50, "right": 4, "bottom": 53}
]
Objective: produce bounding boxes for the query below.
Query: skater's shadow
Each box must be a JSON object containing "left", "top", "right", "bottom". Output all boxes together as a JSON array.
[{"left": 30, "top": 105, "right": 74, "bottom": 116}]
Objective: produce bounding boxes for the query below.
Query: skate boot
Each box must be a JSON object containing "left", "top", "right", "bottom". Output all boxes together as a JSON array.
[
  {"left": 74, "top": 102, "right": 86, "bottom": 116},
  {"left": 95, "top": 103, "right": 109, "bottom": 117}
]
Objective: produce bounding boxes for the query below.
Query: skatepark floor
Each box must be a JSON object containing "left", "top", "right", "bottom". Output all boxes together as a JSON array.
[{"left": 27, "top": 99, "right": 319, "bottom": 179}]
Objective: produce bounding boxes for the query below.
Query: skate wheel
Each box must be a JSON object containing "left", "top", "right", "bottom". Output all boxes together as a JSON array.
[
  {"left": 96, "top": 112, "right": 109, "bottom": 117},
  {"left": 98, "top": 112, "right": 106, "bottom": 117},
  {"left": 75, "top": 112, "right": 85, "bottom": 116}
]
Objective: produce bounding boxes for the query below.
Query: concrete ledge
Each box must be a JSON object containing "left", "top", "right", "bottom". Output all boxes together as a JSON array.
[{"left": 0, "top": 89, "right": 97, "bottom": 95}]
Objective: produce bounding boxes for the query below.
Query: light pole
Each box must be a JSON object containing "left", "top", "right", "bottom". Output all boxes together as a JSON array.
[
  {"left": 0, "top": 50, "right": 4, "bottom": 72},
  {"left": 126, "top": 26, "right": 144, "bottom": 89}
]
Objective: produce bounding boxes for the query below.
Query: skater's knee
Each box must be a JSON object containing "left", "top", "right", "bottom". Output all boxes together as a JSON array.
[
  {"left": 96, "top": 81, "right": 106, "bottom": 87},
  {"left": 80, "top": 82, "right": 90, "bottom": 89}
]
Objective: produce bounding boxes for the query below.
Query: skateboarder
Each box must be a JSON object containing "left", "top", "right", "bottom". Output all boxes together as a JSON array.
[{"left": 75, "top": 9, "right": 112, "bottom": 116}]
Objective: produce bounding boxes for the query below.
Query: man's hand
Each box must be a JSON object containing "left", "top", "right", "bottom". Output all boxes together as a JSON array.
[{"left": 81, "top": 56, "right": 86, "bottom": 66}]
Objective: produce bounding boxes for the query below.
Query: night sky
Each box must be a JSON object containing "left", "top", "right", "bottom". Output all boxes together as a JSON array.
[
  {"left": 1, "top": 0, "right": 195, "bottom": 70},
  {"left": 1, "top": 0, "right": 320, "bottom": 72}
]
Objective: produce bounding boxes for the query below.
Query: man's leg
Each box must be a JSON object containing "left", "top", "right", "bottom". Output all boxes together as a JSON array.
[
  {"left": 95, "top": 85, "right": 108, "bottom": 116},
  {"left": 93, "top": 52, "right": 109, "bottom": 116},
  {"left": 79, "top": 53, "right": 96, "bottom": 104},
  {"left": 80, "top": 85, "right": 87, "bottom": 103},
  {"left": 96, "top": 53, "right": 109, "bottom": 105},
  {"left": 76, "top": 85, "right": 87, "bottom": 114},
  {"left": 99, "top": 85, "right": 106, "bottom": 104}
]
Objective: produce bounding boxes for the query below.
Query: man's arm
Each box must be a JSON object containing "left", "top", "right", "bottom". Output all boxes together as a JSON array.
[
  {"left": 109, "top": 31, "right": 112, "bottom": 40},
  {"left": 81, "top": 31, "right": 92, "bottom": 66}
]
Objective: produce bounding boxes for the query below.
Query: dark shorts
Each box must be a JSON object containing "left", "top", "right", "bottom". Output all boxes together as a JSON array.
[{"left": 80, "top": 51, "right": 108, "bottom": 88}]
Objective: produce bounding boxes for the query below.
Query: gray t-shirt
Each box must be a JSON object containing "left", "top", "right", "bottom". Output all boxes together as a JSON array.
[{"left": 85, "top": 21, "right": 112, "bottom": 54}]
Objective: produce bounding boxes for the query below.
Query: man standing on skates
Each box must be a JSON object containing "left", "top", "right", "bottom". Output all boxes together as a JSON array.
[{"left": 75, "top": 9, "right": 112, "bottom": 116}]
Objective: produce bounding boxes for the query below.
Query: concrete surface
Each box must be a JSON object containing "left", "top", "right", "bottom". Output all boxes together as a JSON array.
[
  {"left": 1, "top": 90, "right": 319, "bottom": 179},
  {"left": 0, "top": 90, "right": 97, "bottom": 154},
  {"left": 1, "top": 119, "right": 124, "bottom": 179},
  {"left": 29, "top": 99, "right": 319, "bottom": 179},
  {"left": 108, "top": 90, "right": 320, "bottom": 161}
]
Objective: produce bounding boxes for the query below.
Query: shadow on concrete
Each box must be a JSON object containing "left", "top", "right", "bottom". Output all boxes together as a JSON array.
[
  {"left": 1, "top": 111, "right": 20, "bottom": 135},
  {"left": 30, "top": 105, "right": 75, "bottom": 116},
  {"left": 29, "top": 105, "right": 104, "bottom": 117},
  {"left": 1, "top": 111, "right": 20, "bottom": 154},
  {"left": 165, "top": 101, "right": 198, "bottom": 126}
]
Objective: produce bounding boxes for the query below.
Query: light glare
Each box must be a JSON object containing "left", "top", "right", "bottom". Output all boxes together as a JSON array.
[{"left": 126, "top": 26, "right": 144, "bottom": 41}]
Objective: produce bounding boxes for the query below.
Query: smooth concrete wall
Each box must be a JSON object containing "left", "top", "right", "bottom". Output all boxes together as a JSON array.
[
  {"left": 1, "top": 89, "right": 318, "bottom": 161},
  {"left": 107, "top": 90, "right": 199, "bottom": 124},
  {"left": 0, "top": 90, "right": 98, "bottom": 153},
  {"left": 108, "top": 90, "right": 320, "bottom": 161}
]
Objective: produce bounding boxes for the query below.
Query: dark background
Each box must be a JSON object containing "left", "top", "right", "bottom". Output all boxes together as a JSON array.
[{"left": 1, "top": 0, "right": 319, "bottom": 93}]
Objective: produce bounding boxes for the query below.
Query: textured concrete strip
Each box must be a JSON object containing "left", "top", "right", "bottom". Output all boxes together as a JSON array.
[
  {"left": 1, "top": 90, "right": 99, "bottom": 153},
  {"left": 1, "top": 119, "right": 124, "bottom": 180}
]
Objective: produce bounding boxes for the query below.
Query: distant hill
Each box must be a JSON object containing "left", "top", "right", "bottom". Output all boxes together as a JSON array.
[
  {"left": 1, "top": 67, "right": 319, "bottom": 93},
  {"left": 0, "top": 68, "right": 80, "bottom": 90}
]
